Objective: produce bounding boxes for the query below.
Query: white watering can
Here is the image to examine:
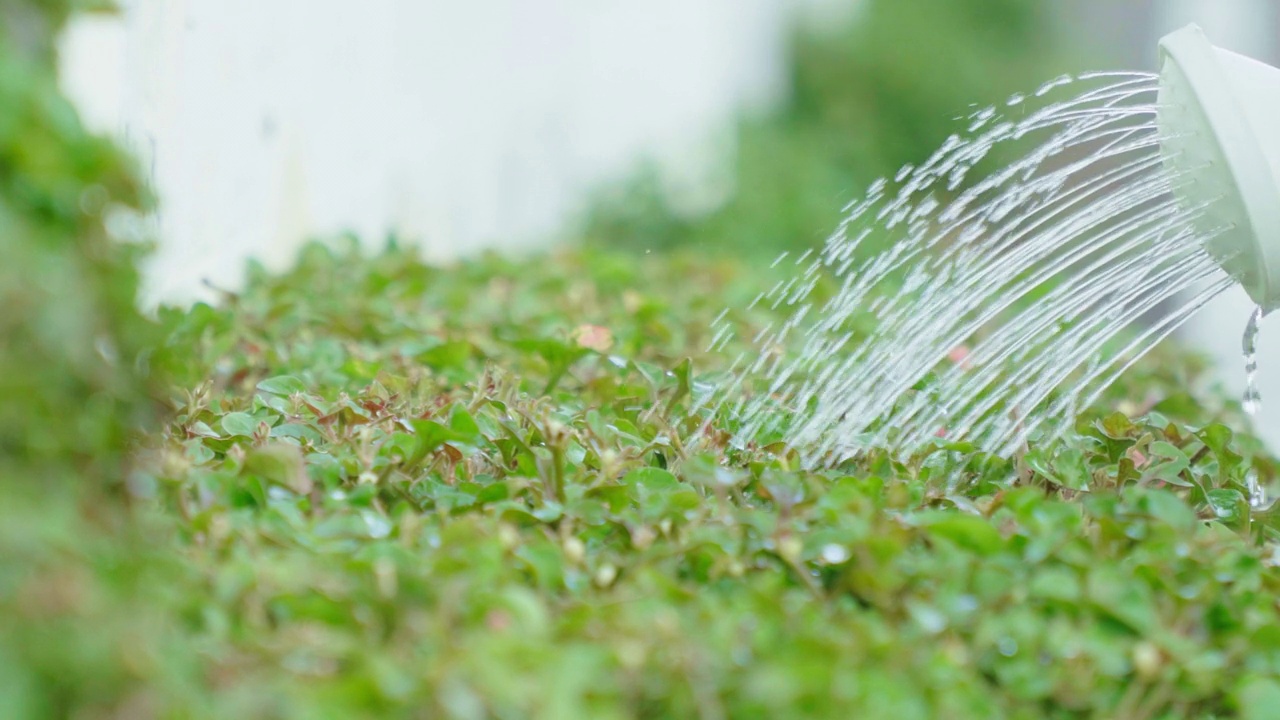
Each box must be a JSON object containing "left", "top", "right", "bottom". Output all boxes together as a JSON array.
[{"left": 1159, "top": 23, "right": 1280, "bottom": 313}]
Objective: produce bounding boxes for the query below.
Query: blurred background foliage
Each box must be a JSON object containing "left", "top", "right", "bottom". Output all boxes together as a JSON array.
[
  {"left": 584, "top": 0, "right": 1073, "bottom": 257},
  {"left": 0, "top": 0, "right": 155, "bottom": 489},
  {"left": 0, "top": 1, "right": 200, "bottom": 717}
]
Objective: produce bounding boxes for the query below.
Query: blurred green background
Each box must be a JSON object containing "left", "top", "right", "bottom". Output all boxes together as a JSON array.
[{"left": 584, "top": 0, "right": 1080, "bottom": 258}]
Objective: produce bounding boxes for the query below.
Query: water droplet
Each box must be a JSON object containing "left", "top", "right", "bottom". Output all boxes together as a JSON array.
[
  {"left": 998, "top": 637, "right": 1019, "bottom": 657},
  {"left": 1240, "top": 324, "right": 1271, "bottom": 525},
  {"left": 363, "top": 512, "right": 392, "bottom": 539},
  {"left": 820, "top": 544, "right": 850, "bottom": 564},
  {"left": 911, "top": 604, "right": 948, "bottom": 634},
  {"left": 1035, "top": 73, "right": 1074, "bottom": 97},
  {"left": 1246, "top": 468, "right": 1268, "bottom": 510},
  {"left": 1242, "top": 305, "right": 1264, "bottom": 416}
]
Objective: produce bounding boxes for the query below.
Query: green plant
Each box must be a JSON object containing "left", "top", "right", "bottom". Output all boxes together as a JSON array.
[
  {"left": 0, "top": 2, "right": 201, "bottom": 716},
  {"left": 129, "top": 239, "right": 1280, "bottom": 718}
]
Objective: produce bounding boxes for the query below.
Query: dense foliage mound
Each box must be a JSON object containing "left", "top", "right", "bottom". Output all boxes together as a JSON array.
[{"left": 119, "top": 241, "right": 1280, "bottom": 718}]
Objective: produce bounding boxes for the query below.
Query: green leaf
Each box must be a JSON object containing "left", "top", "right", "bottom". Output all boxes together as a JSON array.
[
  {"left": 407, "top": 418, "right": 475, "bottom": 465},
  {"left": 1028, "top": 566, "right": 1080, "bottom": 602},
  {"left": 914, "top": 512, "right": 1003, "bottom": 555},
  {"left": 665, "top": 357, "right": 693, "bottom": 413},
  {"left": 1097, "top": 412, "right": 1136, "bottom": 439},
  {"left": 1048, "top": 448, "right": 1090, "bottom": 491},
  {"left": 448, "top": 404, "right": 483, "bottom": 443},
  {"left": 1145, "top": 440, "right": 1191, "bottom": 485},
  {"left": 622, "top": 467, "right": 699, "bottom": 520},
  {"left": 513, "top": 337, "right": 591, "bottom": 394},
  {"left": 586, "top": 485, "right": 631, "bottom": 514},
  {"left": 188, "top": 420, "right": 220, "bottom": 439},
  {"left": 270, "top": 423, "right": 324, "bottom": 444},
  {"left": 1198, "top": 423, "right": 1244, "bottom": 481},
  {"left": 418, "top": 340, "right": 475, "bottom": 373},
  {"left": 1087, "top": 566, "right": 1156, "bottom": 634},
  {"left": 1236, "top": 677, "right": 1280, "bottom": 720},
  {"left": 242, "top": 444, "right": 312, "bottom": 494},
  {"left": 622, "top": 467, "right": 682, "bottom": 493},
  {"left": 1138, "top": 489, "right": 1196, "bottom": 532},
  {"left": 515, "top": 540, "right": 565, "bottom": 590},
  {"left": 1207, "top": 489, "right": 1247, "bottom": 527},
  {"left": 221, "top": 412, "right": 259, "bottom": 438},
  {"left": 257, "top": 375, "right": 307, "bottom": 396},
  {"left": 1197, "top": 423, "right": 1234, "bottom": 458}
]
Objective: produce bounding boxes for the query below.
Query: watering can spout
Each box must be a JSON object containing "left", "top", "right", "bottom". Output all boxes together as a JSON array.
[{"left": 1158, "top": 23, "right": 1280, "bottom": 313}]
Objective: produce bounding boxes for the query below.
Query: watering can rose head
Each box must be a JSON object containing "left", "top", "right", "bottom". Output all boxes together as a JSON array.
[{"left": 1158, "top": 23, "right": 1280, "bottom": 313}]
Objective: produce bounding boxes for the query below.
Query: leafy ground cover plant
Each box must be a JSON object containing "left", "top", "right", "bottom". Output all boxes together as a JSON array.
[{"left": 118, "top": 239, "right": 1280, "bottom": 718}]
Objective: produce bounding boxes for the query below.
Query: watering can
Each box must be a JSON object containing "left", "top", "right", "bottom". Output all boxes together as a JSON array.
[{"left": 1159, "top": 24, "right": 1280, "bottom": 313}]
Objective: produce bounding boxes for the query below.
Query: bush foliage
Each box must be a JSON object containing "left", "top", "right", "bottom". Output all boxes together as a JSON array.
[
  {"left": 69, "top": 241, "right": 1280, "bottom": 717},
  {"left": 0, "top": 1, "right": 185, "bottom": 717}
]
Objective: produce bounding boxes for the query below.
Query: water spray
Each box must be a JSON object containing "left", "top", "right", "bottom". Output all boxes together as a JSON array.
[{"left": 711, "top": 23, "right": 1280, "bottom": 469}]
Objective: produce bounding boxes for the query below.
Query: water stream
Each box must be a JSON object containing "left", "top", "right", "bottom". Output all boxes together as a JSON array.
[
  {"left": 1243, "top": 306, "right": 1264, "bottom": 417},
  {"left": 705, "top": 72, "right": 1243, "bottom": 467},
  {"left": 1243, "top": 305, "right": 1266, "bottom": 508}
]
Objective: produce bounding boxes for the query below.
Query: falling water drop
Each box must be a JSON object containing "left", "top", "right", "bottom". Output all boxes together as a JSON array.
[
  {"left": 1242, "top": 305, "right": 1267, "bottom": 509},
  {"left": 1242, "top": 305, "right": 1264, "bottom": 415},
  {"left": 1246, "top": 467, "right": 1267, "bottom": 511},
  {"left": 820, "top": 544, "right": 850, "bottom": 564}
]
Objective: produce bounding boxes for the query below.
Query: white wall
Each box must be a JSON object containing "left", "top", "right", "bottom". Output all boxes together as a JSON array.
[{"left": 60, "top": 1, "right": 794, "bottom": 304}]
